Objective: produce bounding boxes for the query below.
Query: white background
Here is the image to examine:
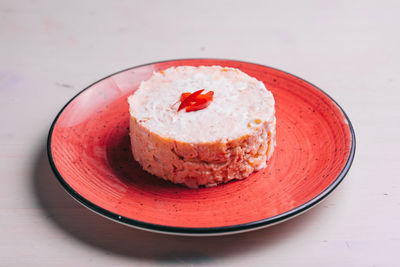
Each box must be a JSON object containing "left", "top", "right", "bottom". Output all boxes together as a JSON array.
[{"left": 1, "top": 0, "right": 399, "bottom": 266}]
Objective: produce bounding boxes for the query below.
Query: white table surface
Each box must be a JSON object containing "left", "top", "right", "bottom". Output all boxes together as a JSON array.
[{"left": 1, "top": 0, "right": 399, "bottom": 266}]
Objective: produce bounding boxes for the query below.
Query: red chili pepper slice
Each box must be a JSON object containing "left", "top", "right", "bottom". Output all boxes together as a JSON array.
[
  {"left": 196, "top": 91, "right": 214, "bottom": 101},
  {"left": 186, "top": 98, "right": 212, "bottom": 112},
  {"left": 177, "top": 89, "right": 214, "bottom": 112},
  {"left": 180, "top": 92, "right": 191, "bottom": 102},
  {"left": 181, "top": 91, "right": 213, "bottom": 102},
  {"left": 178, "top": 89, "right": 204, "bottom": 111}
]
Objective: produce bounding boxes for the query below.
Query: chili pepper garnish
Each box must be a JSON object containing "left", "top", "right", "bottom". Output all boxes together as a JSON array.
[
  {"left": 181, "top": 91, "right": 214, "bottom": 102},
  {"left": 180, "top": 92, "right": 191, "bottom": 102},
  {"left": 178, "top": 89, "right": 204, "bottom": 111},
  {"left": 186, "top": 97, "right": 212, "bottom": 112},
  {"left": 178, "top": 89, "right": 214, "bottom": 112},
  {"left": 177, "top": 89, "right": 214, "bottom": 112},
  {"left": 197, "top": 91, "right": 214, "bottom": 101}
]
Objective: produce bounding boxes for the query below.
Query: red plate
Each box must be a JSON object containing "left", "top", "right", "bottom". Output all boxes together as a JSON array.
[{"left": 48, "top": 59, "right": 355, "bottom": 235}]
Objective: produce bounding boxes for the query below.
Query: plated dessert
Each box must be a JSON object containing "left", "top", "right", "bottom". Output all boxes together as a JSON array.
[{"left": 128, "top": 66, "right": 276, "bottom": 188}]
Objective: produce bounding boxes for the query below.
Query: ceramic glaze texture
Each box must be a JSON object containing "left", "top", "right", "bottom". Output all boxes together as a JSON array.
[{"left": 49, "top": 59, "right": 353, "bottom": 230}]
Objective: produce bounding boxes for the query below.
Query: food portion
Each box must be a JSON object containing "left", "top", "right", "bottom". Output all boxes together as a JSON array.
[{"left": 128, "top": 66, "right": 276, "bottom": 188}]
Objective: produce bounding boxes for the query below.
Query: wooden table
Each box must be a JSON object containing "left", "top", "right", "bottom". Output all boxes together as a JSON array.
[{"left": 1, "top": 0, "right": 399, "bottom": 265}]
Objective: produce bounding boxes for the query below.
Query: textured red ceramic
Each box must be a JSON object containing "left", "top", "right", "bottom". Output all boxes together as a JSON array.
[{"left": 48, "top": 59, "right": 355, "bottom": 235}]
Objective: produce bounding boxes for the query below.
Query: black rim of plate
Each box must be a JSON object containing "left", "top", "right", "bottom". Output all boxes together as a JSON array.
[{"left": 47, "top": 58, "right": 356, "bottom": 235}]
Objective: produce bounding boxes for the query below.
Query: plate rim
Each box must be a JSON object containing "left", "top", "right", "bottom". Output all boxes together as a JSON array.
[{"left": 47, "top": 58, "right": 356, "bottom": 235}]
